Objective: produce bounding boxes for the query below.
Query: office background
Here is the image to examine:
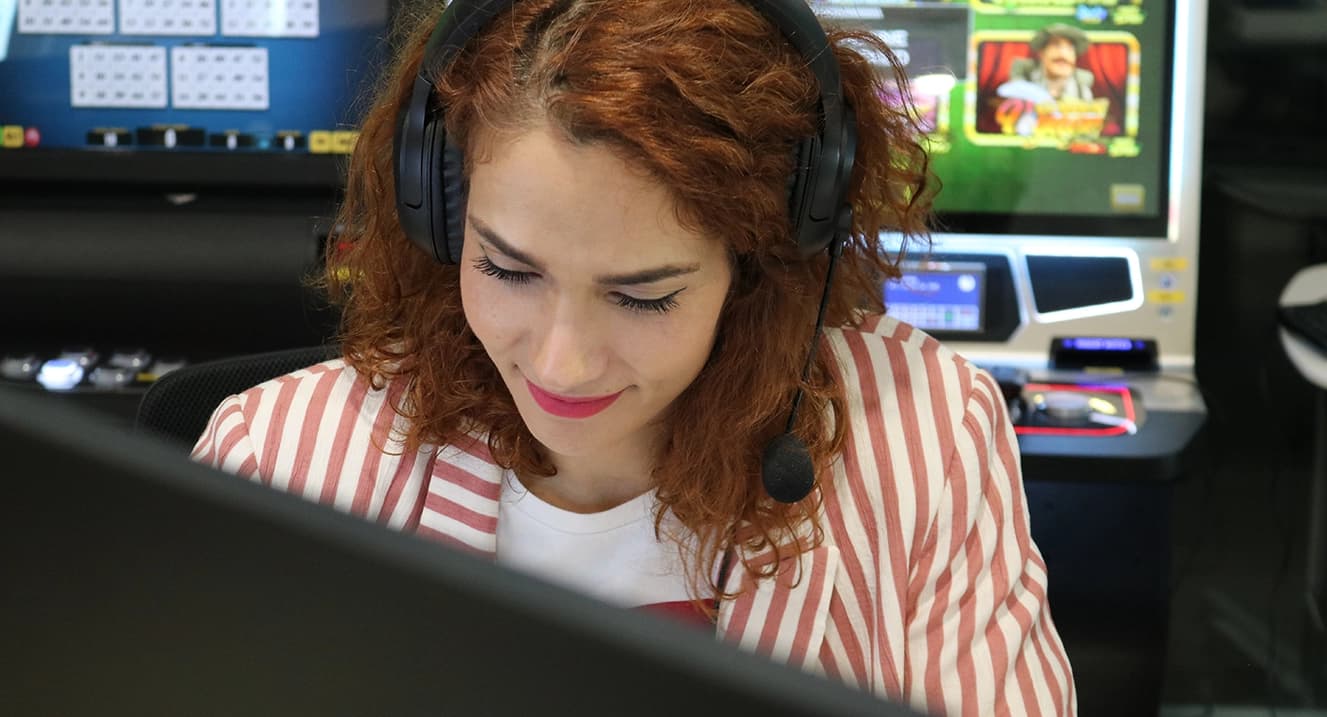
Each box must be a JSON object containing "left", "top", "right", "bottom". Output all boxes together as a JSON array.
[{"left": 1, "top": 0, "right": 1325, "bottom": 713}]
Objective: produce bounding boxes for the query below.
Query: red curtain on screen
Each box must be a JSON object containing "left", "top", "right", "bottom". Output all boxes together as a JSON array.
[{"left": 974, "top": 40, "right": 1131, "bottom": 137}]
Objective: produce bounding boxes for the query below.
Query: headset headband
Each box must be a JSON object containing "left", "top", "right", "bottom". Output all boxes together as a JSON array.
[{"left": 395, "top": 0, "right": 855, "bottom": 262}]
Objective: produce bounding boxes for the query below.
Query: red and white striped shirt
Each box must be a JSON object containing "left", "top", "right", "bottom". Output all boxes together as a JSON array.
[{"left": 192, "top": 315, "right": 1077, "bottom": 716}]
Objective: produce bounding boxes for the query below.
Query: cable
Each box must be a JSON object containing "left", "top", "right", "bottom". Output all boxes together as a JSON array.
[
  {"left": 1168, "top": 440, "right": 1218, "bottom": 597},
  {"left": 762, "top": 235, "right": 843, "bottom": 504},
  {"left": 1254, "top": 323, "right": 1302, "bottom": 715},
  {"left": 1160, "top": 370, "right": 1225, "bottom": 598},
  {"left": 784, "top": 235, "right": 843, "bottom": 433},
  {"left": 1169, "top": 319, "right": 1305, "bottom": 711}
]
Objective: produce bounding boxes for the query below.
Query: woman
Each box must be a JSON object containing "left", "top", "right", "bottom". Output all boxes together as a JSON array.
[{"left": 194, "top": 0, "right": 1076, "bottom": 713}]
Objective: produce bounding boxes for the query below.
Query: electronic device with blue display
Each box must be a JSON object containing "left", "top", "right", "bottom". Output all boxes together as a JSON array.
[
  {"left": 1050, "top": 336, "right": 1160, "bottom": 372},
  {"left": 884, "top": 260, "right": 987, "bottom": 335},
  {"left": 0, "top": 1, "right": 404, "bottom": 408},
  {"left": 0, "top": 0, "right": 396, "bottom": 188}
]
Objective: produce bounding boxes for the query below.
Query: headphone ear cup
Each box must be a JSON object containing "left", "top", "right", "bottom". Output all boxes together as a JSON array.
[
  {"left": 439, "top": 139, "right": 467, "bottom": 265},
  {"left": 413, "top": 112, "right": 453, "bottom": 264},
  {"left": 787, "top": 135, "right": 820, "bottom": 254}
]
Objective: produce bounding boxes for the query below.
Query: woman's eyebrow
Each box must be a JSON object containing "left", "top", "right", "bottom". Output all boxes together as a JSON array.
[
  {"left": 595, "top": 264, "right": 699, "bottom": 286},
  {"left": 469, "top": 215, "right": 700, "bottom": 286},
  {"left": 470, "top": 216, "right": 545, "bottom": 270}
]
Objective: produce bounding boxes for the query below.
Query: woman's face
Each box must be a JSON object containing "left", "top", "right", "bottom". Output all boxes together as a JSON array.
[{"left": 460, "top": 124, "right": 733, "bottom": 464}]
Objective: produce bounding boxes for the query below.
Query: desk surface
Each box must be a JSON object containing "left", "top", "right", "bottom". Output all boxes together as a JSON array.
[{"left": 1280, "top": 264, "right": 1327, "bottom": 390}]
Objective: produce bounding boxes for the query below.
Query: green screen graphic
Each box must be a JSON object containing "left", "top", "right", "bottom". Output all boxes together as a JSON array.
[{"left": 814, "top": 0, "right": 1168, "bottom": 226}]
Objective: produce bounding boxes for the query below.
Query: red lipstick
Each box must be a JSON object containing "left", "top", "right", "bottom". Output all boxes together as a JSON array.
[{"left": 526, "top": 380, "right": 623, "bottom": 419}]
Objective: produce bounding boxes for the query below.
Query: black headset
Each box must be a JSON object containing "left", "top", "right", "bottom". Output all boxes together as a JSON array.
[{"left": 393, "top": 0, "right": 858, "bottom": 503}]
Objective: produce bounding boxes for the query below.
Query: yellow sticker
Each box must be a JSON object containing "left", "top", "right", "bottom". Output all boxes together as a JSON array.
[
  {"left": 309, "top": 130, "right": 334, "bottom": 154},
  {"left": 1, "top": 126, "right": 24, "bottom": 148},
  {"left": 1148, "top": 290, "right": 1186, "bottom": 305},
  {"left": 331, "top": 130, "right": 359, "bottom": 154},
  {"left": 1150, "top": 257, "right": 1189, "bottom": 272}
]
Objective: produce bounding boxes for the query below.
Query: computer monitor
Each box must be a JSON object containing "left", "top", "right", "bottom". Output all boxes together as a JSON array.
[
  {"left": 814, "top": 0, "right": 1207, "bottom": 372},
  {"left": 0, "top": 0, "right": 397, "bottom": 188},
  {"left": 884, "top": 260, "right": 988, "bottom": 333},
  {"left": 816, "top": 0, "right": 1171, "bottom": 237},
  {"left": 0, "top": 387, "right": 921, "bottom": 717}
]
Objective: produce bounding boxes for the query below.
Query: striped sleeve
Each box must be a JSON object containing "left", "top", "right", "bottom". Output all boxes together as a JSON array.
[
  {"left": 191, "top": 393, "right": 262, "bottom": 482},
  {"left": 186, "top": 365, "right": 434, "bottom": 532},
  {"left": 906, "top": 368, "right": 1076, "bottom": 717}
]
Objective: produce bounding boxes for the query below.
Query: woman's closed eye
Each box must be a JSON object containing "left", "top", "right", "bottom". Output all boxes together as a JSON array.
[
  {"left": 613, "top": 289, "right": 683, "bottom": 314},
  {"left": 473, "top": 254, "right": 535, "bottom": 285},
  {"left": 473, "top": 254, "right": 684, "bottom": 314}
]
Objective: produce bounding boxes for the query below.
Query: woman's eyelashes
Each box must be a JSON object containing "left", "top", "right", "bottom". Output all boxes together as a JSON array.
[
  {"left": 614, "top": 290, "right": 682, "bottom": 314},
  {"left": 472, "top": 254, "right": 684, "bottom": 314},
  {"left": 473, "top": 254, "right": 534, "bottom": 285}
]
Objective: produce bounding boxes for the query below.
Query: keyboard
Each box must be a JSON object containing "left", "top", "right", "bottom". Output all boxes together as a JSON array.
[{"left": 1280, "top": 299, "right": 1327, "bottom": 354}]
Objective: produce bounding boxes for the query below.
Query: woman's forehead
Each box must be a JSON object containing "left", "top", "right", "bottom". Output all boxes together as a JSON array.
[{"left": 465, "top": 125, "right": 724, "bottom": 266}]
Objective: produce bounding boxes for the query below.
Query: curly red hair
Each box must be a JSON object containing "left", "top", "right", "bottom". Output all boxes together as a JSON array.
[{"left": 325, "top": 0, "right": 934, "bottom": 601}]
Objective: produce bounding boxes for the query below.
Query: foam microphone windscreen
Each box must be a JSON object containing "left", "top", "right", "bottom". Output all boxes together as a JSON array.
[{"left": 761, "top": 432, "right": 815, "bottom": 504}]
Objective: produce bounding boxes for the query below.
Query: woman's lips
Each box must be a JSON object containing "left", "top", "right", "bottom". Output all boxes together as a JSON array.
[{"left": 525, "top": 380, "right": 624, "bottom": 419}]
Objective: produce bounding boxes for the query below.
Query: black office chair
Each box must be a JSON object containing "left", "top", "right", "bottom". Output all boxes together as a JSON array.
[{"left": 135, "top": 345, "right": 340, "bottom": 449}]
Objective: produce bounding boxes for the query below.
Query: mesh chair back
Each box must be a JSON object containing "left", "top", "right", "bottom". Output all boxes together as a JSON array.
[{"left": 136, "top": 346, "right": 339, "bottom": 449}]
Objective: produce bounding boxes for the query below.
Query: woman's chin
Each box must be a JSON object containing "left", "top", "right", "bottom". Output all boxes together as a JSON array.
[{"left": 517, "top": 409, "right": 609, "bottom": 458}]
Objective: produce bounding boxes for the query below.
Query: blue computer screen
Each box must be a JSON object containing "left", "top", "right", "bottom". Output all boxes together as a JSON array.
[
  {"left": 0, "top": 1, "right": 389, "bottom": 162},
  {"left": 885, "top": 261, "right": 987, "bottom": 332}
]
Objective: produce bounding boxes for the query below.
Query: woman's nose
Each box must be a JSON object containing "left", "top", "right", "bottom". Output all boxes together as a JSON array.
[{"left": 528, "top": 299, "right": 609, "bottom": 393}]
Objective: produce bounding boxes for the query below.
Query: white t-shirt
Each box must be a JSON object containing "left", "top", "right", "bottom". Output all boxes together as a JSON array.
[{"left": 495, "top": 474, "right": 699, "bottom": 610}]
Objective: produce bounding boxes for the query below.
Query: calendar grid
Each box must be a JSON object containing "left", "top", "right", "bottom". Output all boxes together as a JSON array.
[
  {"left": 120, "top": 0, "right": 218, "bottom": 37},
  {"left": 70, "top": 44, "right": 168, "bottom": 109},
  {"left": 222, "top": 0, "right": 320, "bottom": 38},
  {"left": 171, "top": 45, "right": 271, "bottom": 110},
  {"left": 19, "top": 0, "right": 115, "bottom": 35}
]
